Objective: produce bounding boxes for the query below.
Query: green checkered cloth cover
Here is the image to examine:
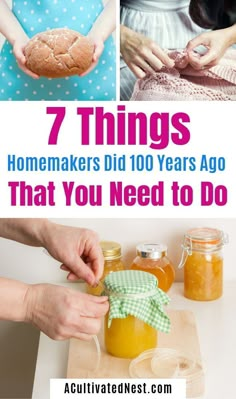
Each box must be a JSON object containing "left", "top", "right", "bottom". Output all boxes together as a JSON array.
[{"left": 104, "top": 270, "right": 170, "bottom": 333}]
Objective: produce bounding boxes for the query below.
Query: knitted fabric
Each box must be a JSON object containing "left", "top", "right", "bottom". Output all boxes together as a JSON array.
[{"left": 131, "top": 49, "right": 236, "bottom": 101}]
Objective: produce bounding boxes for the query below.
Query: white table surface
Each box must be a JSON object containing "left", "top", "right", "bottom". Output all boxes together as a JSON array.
[{"left": 32, "top": 281, "right": 236, "bottom": 399}]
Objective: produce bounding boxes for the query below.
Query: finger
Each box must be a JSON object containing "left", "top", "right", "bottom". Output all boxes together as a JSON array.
[
  {"left": 80, "top": 60, "right": 98, "bottom": 77},
  {"left": 60, "top": 265, "right": 80, "bottom": 280},
  {"left": 74, "top": 316, "right": 102, "bottom": 335},
  {"left": 93, "top": 43, "right": 104, "bottom": 61},
  {"left": 137, "top": 58, "right": 159, "bottom": 74},
  {"left": 14, "top": 48, "right": 26, "bottom": 65},
  {"left": 151, "top": 45, "right": 174, "bottom": 68},
  {"left": 78, "top": 295, "right": 109, "bottom": 318},
  {"left": 67, "top": 272, "right": 80, "bottom": 281},
  {"left": 188, "top": 49, "right": 216, "bottom": 70},
  {"left": 80, "top": 301, "right": 109, "bottom": 318},
  {"left": 24, "top": 68, "right": 40, "bottom": 79},
  {"left": 138, "top": 52, "right": 163, "bottom": 72},
  {"left": 130, "top": 63, "right": 147, "bottom": 79},
  {"left": 60, "top": 264, "right": 70, "bottom": 271},
  {"left": 89, "top": 295, "right": 109, "bottom": 303},
  {"left": 186, "top": 35, "right": 209, "bottom": 52},
  {"left": 19, "top": 63, "right": 40, "bottom": 79},
  {"left": 83, "top": 242, "right": 104, "bottom": 282},
  {"left": 129, "top": 58, "right": 160, "bottom": 78},
  {"left": 175, "top": 53, "right": 189, "bottom": 69},
  {"left": 70, "top": 331, "right": 94, "bottom": 341},
  {"left": 69, "top": 257, "right": 96, "bottom": 285}
]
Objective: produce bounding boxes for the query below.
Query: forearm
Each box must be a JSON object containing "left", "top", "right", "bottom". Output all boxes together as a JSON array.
[
  {"left": 0, "top": 0, "right": 28, "bottom": 45},
  {"left": 88, "top": 0, "right": 116, "bottom": 41},
  {"left": 0, "top": 218, "right": 50, "bottom": 247},
  {"left": 0, "top": 277, "right": 29, "bottom": 322}
]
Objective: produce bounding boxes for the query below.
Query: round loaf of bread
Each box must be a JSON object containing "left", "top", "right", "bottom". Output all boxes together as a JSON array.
[{"left": 25, "top": 28, "right": 94, "bottom": 78}]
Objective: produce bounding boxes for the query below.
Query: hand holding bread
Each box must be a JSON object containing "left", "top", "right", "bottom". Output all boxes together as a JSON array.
[{"left": 24, "top": 28, "right": 94, "bottom": 78}]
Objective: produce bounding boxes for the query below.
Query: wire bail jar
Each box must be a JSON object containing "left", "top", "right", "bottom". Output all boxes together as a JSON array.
[{"left": 179, "top": 227, "right": 228, "bottom": 301}]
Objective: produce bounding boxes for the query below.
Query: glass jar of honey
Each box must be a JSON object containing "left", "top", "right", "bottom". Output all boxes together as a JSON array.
[
  {"left": 86, "top": 241, "right": 125, "bottom": 295},
  {"left": 131, "top": 243, "right": 175, "bottom": 292},
  {"left": 179, "top": 227, "right": 227, "bottom": 301},
  {"left": 104, "top": 270, "right": 170, "bottom": 359}
]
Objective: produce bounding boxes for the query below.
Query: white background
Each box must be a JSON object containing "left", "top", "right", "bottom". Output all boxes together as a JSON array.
[
  {"left": 0, "top": 101, "right": 234, "bottom": 217},
  {"left": 0, "top": 100, "right": 235, "bottom": 398}
]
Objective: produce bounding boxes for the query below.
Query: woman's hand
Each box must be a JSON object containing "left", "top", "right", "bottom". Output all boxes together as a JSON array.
[
  {"left": 120, "top": 25, "right": 174, "bottom": 78},
  {"left": 24, "top": 284, "right": 109, "bottom": 340},
  {"left": 81, "top": 0, "right": 115, "bottom": 76},
  {"left": 80, "top": 35, "right": 104, "bottom": 76},
  {"left": 0, "top": 277, "right": 109, "bottom": 341},
  {"left": 42, "top": 221, "right": 104, "bottom": 286},
  {"left": 186, "top": 27, "right": 236, "bottom": 70},
  {"left": 13, "top": 38, "right": 39, "bottom": 79},
  {"left": 0, "top": 219, "right": 104, "bottom": 287}
]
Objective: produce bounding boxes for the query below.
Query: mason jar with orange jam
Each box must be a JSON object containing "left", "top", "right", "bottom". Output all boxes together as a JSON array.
[
  {"left": 131, "top": 243, "right": 175, "bottom": 292},
  {"left": 86, "top": 241, "right": 125, "bottom": 296},
  {"left": 179, "top": 227, "right": 227, "bottom": 301},
  {"left": 104, "top": 270, "right": 170, "bottom": 359}
]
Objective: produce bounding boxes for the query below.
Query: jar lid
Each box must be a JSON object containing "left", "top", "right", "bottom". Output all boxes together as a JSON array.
[
  {"left": 178, "top": 227, "right": 228, "bottom": 268},
  {"left": 185, "top": 227, "right": 224, "bottom": 245},
  {"left": 136, "top": 243, "right": 167, "bottom": 259},
  {"left": 104, "top": 270, "right": 171, "bottom": 333},
  {"left": 129, "top": 348, "right": 205, "bottom": 398},
  {"left": 129, "top": 348, "right": 180, "bottom": 378},
  {"left": 100, "top": 241, "right": 121, "bottom": 260}
]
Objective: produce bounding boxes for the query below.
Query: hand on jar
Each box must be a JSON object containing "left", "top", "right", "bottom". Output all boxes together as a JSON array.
[
  {"left": 120, "top": 25, "right": 174, "bottom": 78},
  {"left": 24, "top": 283, "right": 109, "bottom": 340},
  {"left": 186, "top": 27, "right": 235, "bottom": 70}
]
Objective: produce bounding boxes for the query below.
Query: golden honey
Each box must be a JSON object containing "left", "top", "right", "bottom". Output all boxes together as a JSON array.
[
  {"left": 104, "top": 314, "right": 158, "bottom": 359},
  {"left": 131, "top": 244, "right": 175, "bottom": 292},
  {"left": 181, "top": 228, "right": 226, "bottom": 301},
  {"left": 86, "top": 241, "right": 125, "bottom": 295}
]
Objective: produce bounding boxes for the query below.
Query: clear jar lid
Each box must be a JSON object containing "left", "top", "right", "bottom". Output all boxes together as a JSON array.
[
  {"left": 186, "top": 227, "right": 223, "bottom": 244},
  {"left": 129, "top": 348, "right": 205, "bottom": 398},
  {"left": 178, "top": 227, "right": 228, "bottom": 269},
  {"left": 136, "top": 243, "right": 167, "bottom": 259},
  {"left": 100, "top": 241, "right": 121, "bottom": 260},
  {"left": 184, "top": 227, "right": 227, "bottom": 252}
]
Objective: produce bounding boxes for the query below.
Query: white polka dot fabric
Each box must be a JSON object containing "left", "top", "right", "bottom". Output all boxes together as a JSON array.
[{"left": 0, "top": 0, "right": 116, "bottom": 101}]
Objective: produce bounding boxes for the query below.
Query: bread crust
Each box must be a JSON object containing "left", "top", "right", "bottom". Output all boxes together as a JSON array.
[{"left": 25, "top": 28, "right": 94, "bottom": 78}]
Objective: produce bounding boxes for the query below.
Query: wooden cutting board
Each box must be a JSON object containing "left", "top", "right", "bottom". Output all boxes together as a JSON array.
[{"left": 67, "top": 310, "right": 202, "bottom": 379}]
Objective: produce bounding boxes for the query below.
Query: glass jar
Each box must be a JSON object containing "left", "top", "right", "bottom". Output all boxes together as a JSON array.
[
  {"left": 104, "top": 314, "right": 157, "bottom": 359},
  {"left": 104, "top": 270, "right": 170, "bottom": 359},
  {"left": 86, "top": 241, "right": 125, "bottom": 295},
  {"left": 179, "top": 227, "right": 227, "bottom": 301},
  {"left": 131, "top": 243, "right": 175, "bottom": 292}
]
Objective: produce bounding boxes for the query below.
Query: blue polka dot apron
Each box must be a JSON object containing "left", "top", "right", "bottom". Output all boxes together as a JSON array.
[{"left": 0, "top": 0, "right": 116, "bottom": 101}]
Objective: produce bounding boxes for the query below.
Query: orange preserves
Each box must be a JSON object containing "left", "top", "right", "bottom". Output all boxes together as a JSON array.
[
  {"left": 86, "top": 241, "right": 124, "bottom": 296},
  {"left": 182, "top": 228, "right": 226, "bottom": 301},
  {"left": 131, "top": 244, "right": 175, "bottom": 292},
  {"left": 184, "top": 252, "right": 223, "bottom": 301},
  {"left": 104, "top": 314, "right": 158, "bottom": 359}
]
